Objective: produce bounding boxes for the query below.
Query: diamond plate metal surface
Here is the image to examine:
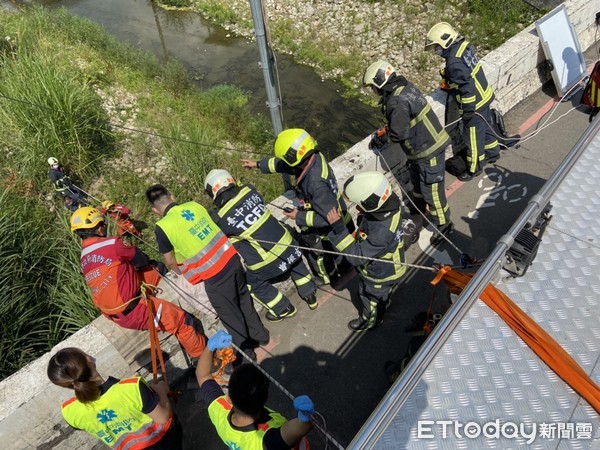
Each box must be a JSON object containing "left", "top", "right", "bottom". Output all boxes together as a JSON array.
[{"left": 373, "top": 133, "right": 600, "bottom": 448}]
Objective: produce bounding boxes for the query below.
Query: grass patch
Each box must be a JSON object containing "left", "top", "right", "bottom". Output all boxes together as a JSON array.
[
  {"left": 0, "top": 6, "right": 281, "bottom": 378},
  {"left": 461, "top": 0, "right": 544, "bottom": 51},
  {"left": 0, "top": 50, "right": 114, "bottom": 190},
  {"left": 0, "top": 190, "right": 95, "bottom": 379},
  {"left": 190, "top": 0, "right": 240, "bottom": 24}
]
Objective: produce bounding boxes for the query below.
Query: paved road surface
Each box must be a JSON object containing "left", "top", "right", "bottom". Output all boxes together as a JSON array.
[{"left": 172, "top": 50, "right": 598, "bottom": 449}]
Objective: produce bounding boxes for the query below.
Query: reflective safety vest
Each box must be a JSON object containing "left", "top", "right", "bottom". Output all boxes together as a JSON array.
[
  {"left": 446, "top": 40, "right": 495, "bottom": 112},
  {"left": 208, "top": 396, "right": 309, "bottom": 450},
  {"left": 61, "top": 377, "right": 172, "bottom": 449},
  {"left": 216, "top": 185, "right": 301, "bottom": 275},
  {"left": 156, "top": 202, "right": 237, "bottom": 284}
]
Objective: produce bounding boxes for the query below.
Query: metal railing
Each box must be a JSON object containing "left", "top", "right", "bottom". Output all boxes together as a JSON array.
[{"left": 347, "top": 116, "right": 600, "bottom": 449}]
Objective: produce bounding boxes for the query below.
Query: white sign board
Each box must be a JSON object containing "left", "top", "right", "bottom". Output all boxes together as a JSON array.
[{"left": 535, "top": 5, "right": 586, "bottom": 96}]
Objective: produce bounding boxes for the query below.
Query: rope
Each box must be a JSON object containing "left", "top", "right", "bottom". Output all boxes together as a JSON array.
[
  {"left": 0, "top": 93, "right": 270, "bottom": 156},
  {"left": 146, "top": 294, "right": 168, "bottom": 384},
  {"left": 224, "top": 338, "right": 342, "bottom": 450},
  {"left": 441, "top": 75, "right": 586, "bottom": 146},
  {"left": 92, "top": 223, "right": 345, "bottom": 448},
  {"left": 546, "top": 224, "right": 600, "bottom": 250},
  {"left": 374, "top": 149, "right": 464, "bottom": 256},
  {"left": 152, "top": 267, "right": 343, "bottom": 449},
  {"left": 245, "top": 236, "right": 437, "bottom": 272}
]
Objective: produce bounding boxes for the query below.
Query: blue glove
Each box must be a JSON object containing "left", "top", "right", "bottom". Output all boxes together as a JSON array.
[
  {"left": 207, "top": 330, "right": 232, "bottom": 352},
  {"left": 293, "top": 395, "right": 314, "bottom": 423}
]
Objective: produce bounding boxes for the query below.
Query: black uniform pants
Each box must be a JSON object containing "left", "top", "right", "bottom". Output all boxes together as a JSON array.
[
  {"left": 204, "top": 256, "right": 270, "bottom": 354},
  {"left": 463, "top": 105, "right": 500, "bottom": 174},
  {"left": 357, "top": 276, "right": 397, "bottom": 327},
  {"left": 246, "top": 259, "right": 317, "bottom": 315},
  {"left": 299, "top": 232, "right": 341, "bottom": 285},
  {"left": 408, "top": 153, "right": 450, "bottom": 226}
]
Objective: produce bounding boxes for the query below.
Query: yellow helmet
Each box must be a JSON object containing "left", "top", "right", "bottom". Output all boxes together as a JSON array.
[
  {"left": 204, "top": 169, "right": 236, "bottom": 199},
  {"left": 70, "top": 207, "right": 105, "bottom": 232},
  {"left": 363, "top": 60, "right": 395, "bottom": 89},
  {"left": 343, "top": 171, "right": 391, "bottom": 212},
  {"left": 425, "top": 22, "right": 458, "bottom": 50},
  {"left": 101, "top": 200, "right": 114, "bottom": 210},
  {"left": 274, "top": 128, "right": 317, "bottom": 167}
]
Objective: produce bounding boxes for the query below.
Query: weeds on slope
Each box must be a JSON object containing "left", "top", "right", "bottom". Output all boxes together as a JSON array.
[{"left": 0, "top": 6, "right": 279, "bottom": 378}]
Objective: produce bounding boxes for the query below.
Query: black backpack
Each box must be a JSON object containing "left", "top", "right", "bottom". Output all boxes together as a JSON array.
[{"left": 490, "top": 108, "right": 520, "bottom": 149}]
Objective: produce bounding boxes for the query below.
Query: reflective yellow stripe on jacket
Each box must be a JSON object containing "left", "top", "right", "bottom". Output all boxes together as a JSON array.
[{"left": 451, "top": 41, "right": 494, "bottom": 111}]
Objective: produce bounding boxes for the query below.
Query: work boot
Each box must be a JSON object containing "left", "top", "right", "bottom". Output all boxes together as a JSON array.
[
  {"left": 484, "top": 155, "right": 500, "bottom": 165},
  {"left": 347, "top": 316, "right": 383, "bottom": 333},
  {"left": 303, "top": 293, "right": 319, "bottom": 310},
  {"left": 457, "top": 168, "right": 482, "bottom": 182},
  {"left": 384, "top": 360, "right": 402, "bottom": 385},
  {"left": 430, "top": 221, "right": 454, "bottom": 246},
  {"left": 265, "top": 304, "right": 297, "bottom": 322}
]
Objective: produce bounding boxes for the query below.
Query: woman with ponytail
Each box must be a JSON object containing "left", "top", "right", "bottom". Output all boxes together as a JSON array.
[{"left": 47, "top": 347, "right": 182, "bottom": 449}]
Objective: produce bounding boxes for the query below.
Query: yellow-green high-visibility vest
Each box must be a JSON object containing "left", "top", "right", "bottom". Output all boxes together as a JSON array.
[{"left": 156, "top": 202, "right": 237, "bottom": 284}]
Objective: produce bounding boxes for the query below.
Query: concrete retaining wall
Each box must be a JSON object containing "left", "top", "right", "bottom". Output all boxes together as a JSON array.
[{"left": 1, "top": 0, "right": 598, "bottom": 447}]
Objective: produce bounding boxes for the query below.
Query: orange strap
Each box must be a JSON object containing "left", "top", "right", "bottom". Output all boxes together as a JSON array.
[
  {"left": 212, "top": 348, "right": 237, "bottom": 385},
  {"left": 433, "top": 267, "right": 600, "bottom": 413},
  {"left": 146, "top": 296, "right": 168, "bottom": 386}
]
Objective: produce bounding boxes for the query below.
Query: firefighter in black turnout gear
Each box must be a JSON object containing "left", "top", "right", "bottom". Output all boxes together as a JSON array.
[
  {"left": 241, "top": 128, "right": 355, "bottom": 286},
  {"left": 204, "top": 169, "right": 318, "bottom": 322},
  {"left": 47, "top": 157, "right": 86, "bottom": 211},
  {"left": 326, "top": 171, "right": 406, "bottom": 332},
  {"left": 426, "top": 22, "right": 500, "bottom": 181},
  {"left": 363, "top": 60, "right": 453, "bottom": 245}
]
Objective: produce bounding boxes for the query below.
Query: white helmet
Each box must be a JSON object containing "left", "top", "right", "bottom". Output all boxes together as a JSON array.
[
  {"left": 363, "top": 60, "right": 395, "bottom": 89},
  {"left": 343, "top": 171, "right": 392, "bottom": 212},
  {"left": 425, "top": 22, "right": 458, "bottom": 50},
  {"left": 48, "top": 157, "right": 59, "bottom": 166},
  {"left": 204, "top": 169, "right": 236, "bottom": 199}
]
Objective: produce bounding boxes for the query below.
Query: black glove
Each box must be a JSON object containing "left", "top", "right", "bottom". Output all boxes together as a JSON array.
[
  {"left": 149, "top": 260, "right": 168, "bottom": 276},
  {"left": 369, "top": 130, "right": 388, "bottom": 150},
  {"left": 462, "top": 110, "right": 475, "bottom": 123}
]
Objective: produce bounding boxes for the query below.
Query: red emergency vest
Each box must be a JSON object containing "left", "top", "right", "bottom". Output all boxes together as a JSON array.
[{"left": 80, "top": 236, "right": 139, "bottom": 314}]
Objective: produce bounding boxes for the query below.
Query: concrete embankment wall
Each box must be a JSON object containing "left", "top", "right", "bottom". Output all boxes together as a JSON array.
[{"left": 0, "top": 0, "right": 598, "bottom": 447}]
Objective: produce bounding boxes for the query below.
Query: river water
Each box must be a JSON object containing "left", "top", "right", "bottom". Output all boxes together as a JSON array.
[{"left": 19, "top": 0, "right": 380, "bottom": 156}]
